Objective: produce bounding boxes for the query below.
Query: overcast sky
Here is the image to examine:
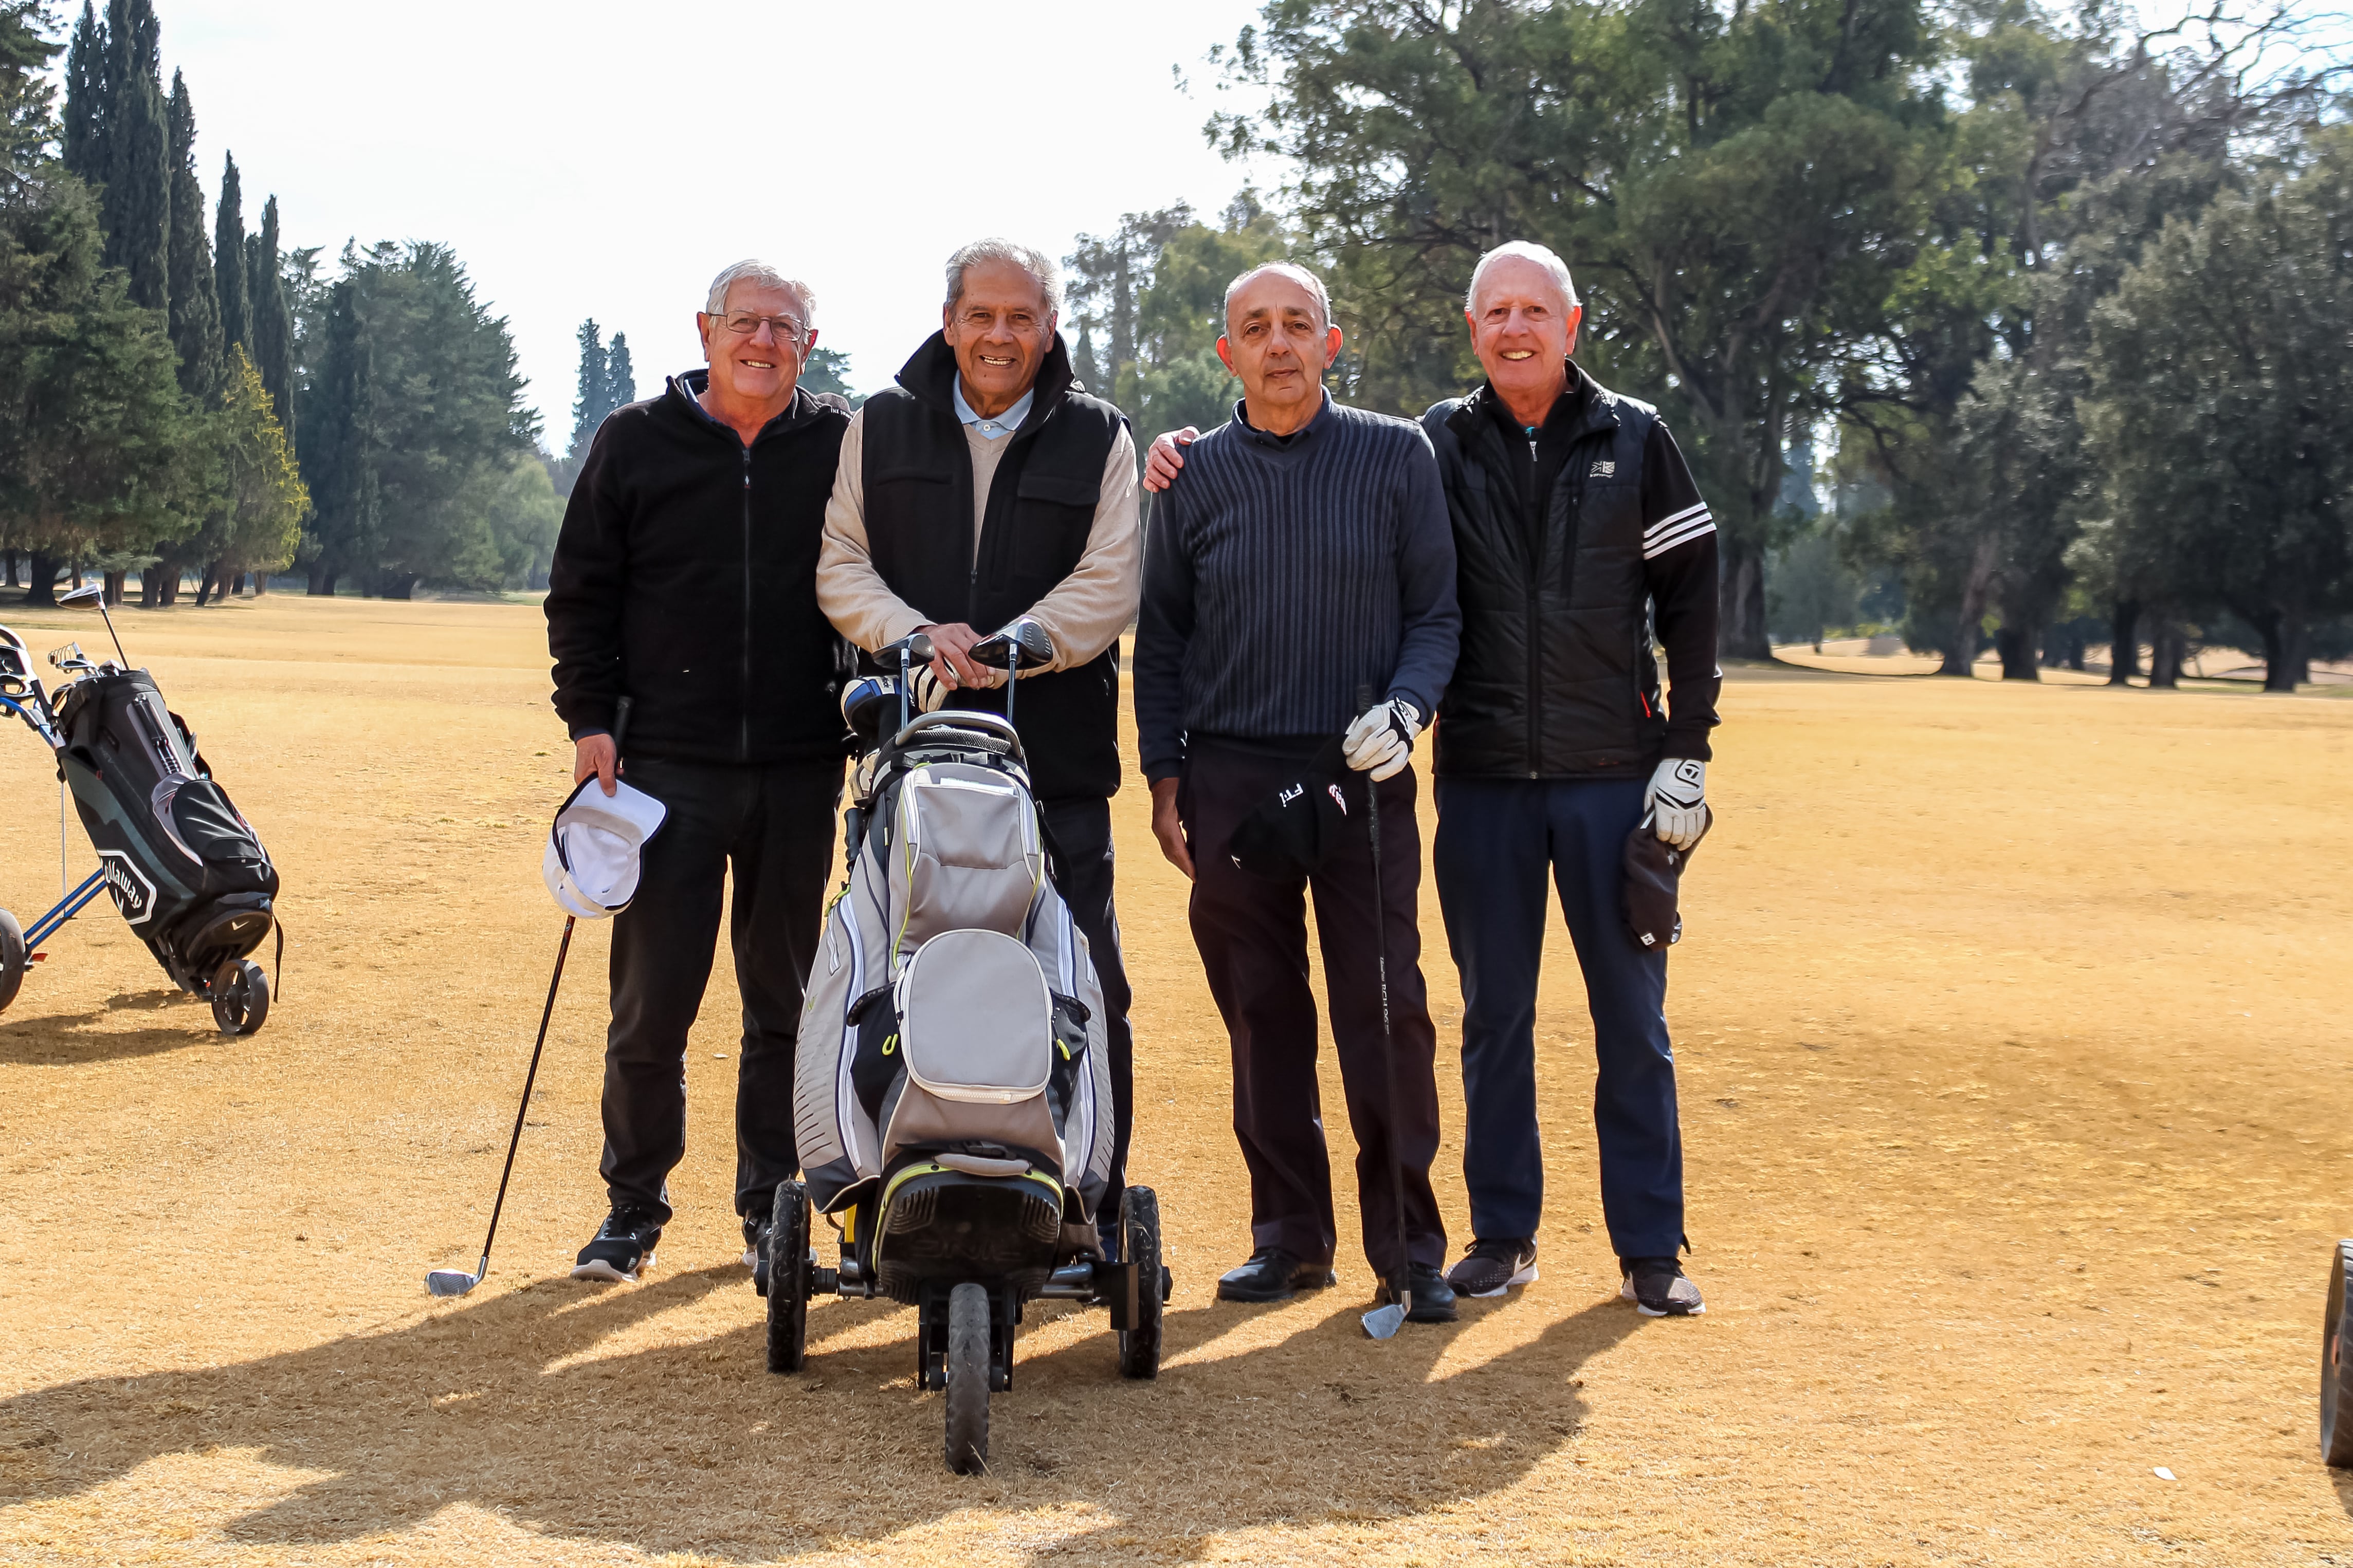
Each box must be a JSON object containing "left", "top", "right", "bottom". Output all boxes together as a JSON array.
[{"left": 101, "top": 0, "right": 1279, "bottom": 442}]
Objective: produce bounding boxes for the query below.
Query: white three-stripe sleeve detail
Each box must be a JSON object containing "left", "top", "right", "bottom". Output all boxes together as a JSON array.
[
  {"left": 1643, "top": 516, "right": 1717, "bottom": 560},
  {"left": 1643, "top": 500, "right": 1711, "bottom": 539}
]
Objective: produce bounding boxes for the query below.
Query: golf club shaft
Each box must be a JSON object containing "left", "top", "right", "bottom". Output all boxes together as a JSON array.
[
  {"left": 96, "top": 602, "right": 127, "bottom": 668},
  {"left": 1358, "top": 687, "right": 1413, "bottom": 1313},
  {"left": 469, "top": 915, "right": 574, "bottom": 1275}
]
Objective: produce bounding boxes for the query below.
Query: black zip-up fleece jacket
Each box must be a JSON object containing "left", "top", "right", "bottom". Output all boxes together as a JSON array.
[
  {"left": 1421, "top": 363, "right": 1720, "bottom": 778},
  {"left": 546, "top": 372, "right": 852, "bottom": 764}
]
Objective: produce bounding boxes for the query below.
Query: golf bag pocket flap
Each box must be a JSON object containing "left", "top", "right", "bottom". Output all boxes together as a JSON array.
[
  {"left": 163, "top": 779, "right": 274, "bottom": 890},
  {"left": 893, "top": 765, "right": 1041, "bottom": 944},
  {"left": 895, "top": 930, "right": 1052, "bottom": 1104}
]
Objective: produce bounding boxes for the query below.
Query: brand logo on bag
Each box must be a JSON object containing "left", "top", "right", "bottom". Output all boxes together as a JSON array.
[
  {"left": 1591, "top": 460, "right": 1616, "bottom": 477},
  {"left": 99, "top": 850, "right": 156, "bottom": 925}
]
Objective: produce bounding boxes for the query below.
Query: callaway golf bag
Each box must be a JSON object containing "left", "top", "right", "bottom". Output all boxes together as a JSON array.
[{"left": 52, "top": 668, "right": 279, "bottom": 1015}]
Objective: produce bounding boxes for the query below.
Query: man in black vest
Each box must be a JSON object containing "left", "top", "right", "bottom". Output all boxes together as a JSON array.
[
  {"left": 547, "top": 260, "right": 852, "bottom": 1286},
  {"left": 816, "top": 238, "right": 1142, "bottom": 1245}
]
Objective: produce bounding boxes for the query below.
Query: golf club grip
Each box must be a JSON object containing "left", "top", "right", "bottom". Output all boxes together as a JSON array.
[{"left": 610, "top": 694, "right": 634, "bottom": 755}]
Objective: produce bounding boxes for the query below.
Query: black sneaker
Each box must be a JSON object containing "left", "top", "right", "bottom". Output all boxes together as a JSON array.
[
  {"left": 743, "top": 1208, "right": 774, "bottom": 1296},
  {"left": 1446, "top": 1237, "right": 1539, "bottom": 1298},
  {"left": 572, "top": 1205, "right": 663, "bottom": 1283},
  {"left": 1376, "top": 1263, "right": 1459, "bottom": 1323},
  {"left": 1620, "top": 1257, "right": 1705, "bottom": 1317},
  {"left": 1216, "top": 1247, "right": 1338, "bottom": 1302}
]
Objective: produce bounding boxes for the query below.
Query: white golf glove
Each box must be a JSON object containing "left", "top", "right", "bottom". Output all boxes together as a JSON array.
[
  {"left": 908, "top": 665, "right": 949, "bottom": 714},
  {"left": 1646, "top": 758, "right": 1708, "bottom": 850},
  {"left": 1343, "top": 697, "right": 1422, "bottom": 782}
]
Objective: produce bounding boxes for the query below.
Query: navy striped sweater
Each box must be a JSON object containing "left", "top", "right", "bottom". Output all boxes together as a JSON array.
[{"left": 1135, "top": 395, "right": 1461, "bottom": 783}]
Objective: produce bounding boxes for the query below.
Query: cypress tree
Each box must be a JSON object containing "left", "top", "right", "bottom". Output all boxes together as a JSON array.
[
  {"left": 246, "top": 194, "right": 296, "bottom": 442},
  {"left": 567, "top": 319, "right": 606, "bottom": 459},
  {"left": 213, "top": 150, "right": 246, "bottom": 351},
  {"left": 301, "top": 280, "right": 379, "bottom": 596},
  {"left": 60, "top": 1, "right": 104, "bottom": 181},
  {"left": 605, "top": 332, "right": 635, "bottom": 409},
  {"left": 163, "top": 70, "right": 222, "bottom": 397},
  {"left": 98, "top": 0, "right": 167, "bottom": 310}
]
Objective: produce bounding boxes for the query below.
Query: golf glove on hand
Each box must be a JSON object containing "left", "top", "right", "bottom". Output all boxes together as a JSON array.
[
  {"left": 1646, "top": 758, "right": 1708, "bottom": 850},
  {"left": 1343, "top": 697, "right": 1422, "bottom": 783},
  {"left": 908, "top": 666, "right": 949, "bottom": 714}
]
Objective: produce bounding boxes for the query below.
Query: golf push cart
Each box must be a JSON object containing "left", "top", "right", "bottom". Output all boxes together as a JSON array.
[
  {"left": 0, "top": 585, "right": 279, "bottom": 1035},
  {"left": 773, "top": 623, "right": 1171, "bottom": 1474}
]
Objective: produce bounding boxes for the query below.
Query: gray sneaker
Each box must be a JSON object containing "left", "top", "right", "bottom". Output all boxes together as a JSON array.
[
  {"left": 1620, "top": 1257, "right": 1704, "bottom": 1316},
  {"left": 1445, "top": 1238, "right": 1539, "bottom": 1298}
]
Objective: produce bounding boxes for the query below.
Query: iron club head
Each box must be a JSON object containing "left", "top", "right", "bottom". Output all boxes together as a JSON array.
[
  {"left": 1361, "top": 1299, "right": 1408, "bottom": 1340},
  {"left": 426, "top": 1259, "right": 487, "bottom": 1297}
]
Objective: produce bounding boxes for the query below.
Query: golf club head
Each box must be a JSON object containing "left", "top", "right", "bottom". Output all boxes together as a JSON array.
[
  {"left": 1361, "top": 1300, "right": 1408, "bottom": 1340},
  {"left": 425, "top": 1265, "right": 484, "bottom": 1297},
  {"left": 57, "top": 584, "right": 104, "bottom": 610}
]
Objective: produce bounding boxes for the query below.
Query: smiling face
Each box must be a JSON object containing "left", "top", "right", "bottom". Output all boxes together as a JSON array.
[
  {"left": 943, "top": 260, "right": 1056, "bottom": 419},
  {"left": 1217, "top": 271, "right": 1342, "bottom": 432},
  {"left": 1467, "top": 255, "right": 1581, "bottom": 413},
  {"left": 697, "top": 279, "right": 811, "bottom": 412}
]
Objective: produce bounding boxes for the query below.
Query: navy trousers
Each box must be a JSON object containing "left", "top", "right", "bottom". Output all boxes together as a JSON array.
[{"left": 1432, "top": 774, "right": 1685, "bottom": 1262}]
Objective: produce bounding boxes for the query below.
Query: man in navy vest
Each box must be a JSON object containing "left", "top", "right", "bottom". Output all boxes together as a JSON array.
[{"left": 816, "top": 239, "right": 1142, "bottom": 1246}]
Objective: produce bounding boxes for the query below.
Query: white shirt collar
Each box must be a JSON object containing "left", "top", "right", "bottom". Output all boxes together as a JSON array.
[{"left": 953, "top": 380, "right": 1034, "bottom": 440}]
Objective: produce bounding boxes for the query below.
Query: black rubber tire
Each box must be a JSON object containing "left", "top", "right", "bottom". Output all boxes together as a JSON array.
[
  {"left": 765, "top": 1180, "right": 810, "bottom": 1374},
  {"left": 0, "top": 908, "right": 26, "bottom": 1014},
  {"left": 2326, "top": 1240, "right": 2353, "bottom": 1466},
  {"left": 210, "top": 958, "right": 269, "bottom": 1037},
  {"left": 1117, "top": 1186, "right": 1163, "bottom": 1380},
  {"left": 944, "top": 1281, "right": 991, "bottom": 1474}
]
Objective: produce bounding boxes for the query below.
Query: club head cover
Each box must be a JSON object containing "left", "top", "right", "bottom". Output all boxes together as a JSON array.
[
  {"left": 542, "top": 776, "right": 669, "bottom": 920},
  {"left": 1621, "top": 805, "right": 1710, "bottom": 950},
  {"left": 1227, "top": 736, "right": 1352, "bottom": 880}
]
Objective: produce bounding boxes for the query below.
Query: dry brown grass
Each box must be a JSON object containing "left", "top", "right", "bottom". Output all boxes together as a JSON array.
[{"left": 0, "top": 593, "right": 2348, "bottom": 1565}]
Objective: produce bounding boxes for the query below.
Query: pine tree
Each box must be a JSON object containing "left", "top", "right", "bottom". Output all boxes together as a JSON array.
[
  {"left": 213, "top": 149, "right": 246, "bottom": 351},
  {"left": 245, "top": 194, "right": 295, "bottom": 442},
  {"left": 98, "top": 0, "right": 167, "bottom": 310},
  {"left": 567, "top": 318, "right": 606, "bottom": 459},
  {"left": 605, "top": 332, "right": 634, "bottom": 409},
  {"left": 298, "top": 279, "right": 378, "bottom": 596},
  {"left": 162, "top": 70, "right": 221, "bottom": 397},
  {"left": 0, "top": 2, "right": 58, "bottom": 195},
  {"left": 59, "top": 1, "right": 103, "bottom": 182}
]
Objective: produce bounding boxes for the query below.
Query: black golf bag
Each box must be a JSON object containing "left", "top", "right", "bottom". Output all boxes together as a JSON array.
[{"left": 52, "top": 669, "right": 278, "bottom": 996}]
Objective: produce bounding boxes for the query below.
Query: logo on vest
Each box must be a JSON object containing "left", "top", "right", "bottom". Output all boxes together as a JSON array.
[
  {"left": 99, "top": 849, "right": 157, "bottom": 926},
  {"left": 1327, "top": 783, "right": 1349, "bottom": 815},
  {"left": 1590, "top": 459, "right": 1617, "bottom": 477},
  {"left": 1279, "top": 783, "right": 1303, "bottom": 807}
]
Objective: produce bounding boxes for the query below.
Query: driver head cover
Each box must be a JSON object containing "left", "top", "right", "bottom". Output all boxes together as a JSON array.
[{"left": 541, "top": 777, "right": 668, "bottom": 920}]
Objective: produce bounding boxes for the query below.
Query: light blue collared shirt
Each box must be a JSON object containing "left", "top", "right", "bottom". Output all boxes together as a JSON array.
[{"left": 953, "top": 381, "right": 1033, "bottom": 440}]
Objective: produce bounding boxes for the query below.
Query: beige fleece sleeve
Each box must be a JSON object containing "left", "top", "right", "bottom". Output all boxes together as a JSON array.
[
  {"left": 816, "top": 405, "right": 930, "bottom": 653},
  {"left": 1025, "top": 424, "right": 1143, "bottom": 672}
]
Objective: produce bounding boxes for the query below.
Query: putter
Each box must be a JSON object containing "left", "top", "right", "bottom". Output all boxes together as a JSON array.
[
  {"left": 1355, "top": 686, "right": 1417, "bottom": 1341},
  {"left": 426, "top": 695, "right": 630, "bottom": 1297}
]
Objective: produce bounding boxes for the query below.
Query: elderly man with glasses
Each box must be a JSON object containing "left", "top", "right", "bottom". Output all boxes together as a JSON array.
[
  {"left": 816, "top": 238, "right": 1142, "bottom": 1253},
  {"left": 546, "top": 260, "right": 854, "bottom": 1286}
]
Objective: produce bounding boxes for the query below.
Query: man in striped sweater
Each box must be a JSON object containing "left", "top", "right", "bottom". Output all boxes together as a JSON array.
[{"left": 1134, "top": 262, "right": 1463, "bottom": 1321}]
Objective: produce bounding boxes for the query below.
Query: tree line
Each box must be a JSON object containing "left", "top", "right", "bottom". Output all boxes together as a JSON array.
[
  {"left": 1072, "top": 0, "right": 2347, "bottom": 687},
  {"left": 0, "top": 0, "right": 557, "bottom": 607}
]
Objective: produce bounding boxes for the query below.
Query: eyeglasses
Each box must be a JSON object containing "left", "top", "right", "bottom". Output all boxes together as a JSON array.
[{"left": 712, "top": 311, "right": 806, "bottom": 339}]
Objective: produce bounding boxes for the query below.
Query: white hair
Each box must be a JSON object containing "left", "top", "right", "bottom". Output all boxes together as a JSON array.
[
  {"left": 1466, "top": 241, "right": 1579, "bottom": 313},
  {"left": 944, "top": 238, "right": 1062, "bottom": 316},
  {"left": 1223, "top": 261, "right": 1331, "bottom": 332},
  {"left": 704, "top": 260, "right": 816, "bottom": 327}
]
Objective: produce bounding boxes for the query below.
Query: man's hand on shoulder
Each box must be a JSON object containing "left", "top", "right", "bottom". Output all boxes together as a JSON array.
[
  {"left": 1142, "top": 427, "right": 1200, "bottom": 494},
  {"left": 1148, "top": 777, "right": 1194, "bottom": 881},
  {"left": 574, "top": 733, "right": 618, "bottom": 797},
  {"left": 917, "top": 623, "right": 1001, "bottom": 690},
  {"left": 1646, "top": 758, "right": 1707, "bottom": 850}
]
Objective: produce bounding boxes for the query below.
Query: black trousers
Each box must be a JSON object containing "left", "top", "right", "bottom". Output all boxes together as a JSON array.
[
  {"left": 1041, "top": 796, "right": 1134, "bottom": 1226},
  {"left": 1178, "top": 739, "right": 1445, "bottom": 1274},
  {"left": 600, "top": 755, "right": 842, "bottom": 1224}
]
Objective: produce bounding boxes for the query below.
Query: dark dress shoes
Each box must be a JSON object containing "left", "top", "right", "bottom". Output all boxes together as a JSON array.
[{"left": 1216, "top": 1246, "right": 1338, "bottom": 1302}]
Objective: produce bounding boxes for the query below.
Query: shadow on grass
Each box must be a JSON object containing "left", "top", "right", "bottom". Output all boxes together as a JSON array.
[
  {"left": 0, "top": 1263, "right": 1639, "bottom": 1562},
  {"left": 0, "top": 993, "right": 216, "bottom": 1064}
]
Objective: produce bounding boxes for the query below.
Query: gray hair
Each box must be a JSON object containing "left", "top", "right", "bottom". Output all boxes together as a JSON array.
[
  {"left": 704, "top": 260, "right": 816, "bottom": 327},
  {"left": 1223, "top": 261, "right": 1331, "bottom": 332},
  {"left": 944, "top": 238, "right": 1062, "bottom": 317},
  {"left": 1466, "top": 241, "right": 1579, "bottom": 313}
]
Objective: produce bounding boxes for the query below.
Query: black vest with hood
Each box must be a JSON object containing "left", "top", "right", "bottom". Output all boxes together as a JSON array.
[
  {"left": 859, "top": 332, "right": 1125, "bottom": 801},
  {"left": 1421, "top": 362, "right": 1666, "bottom": 777}
]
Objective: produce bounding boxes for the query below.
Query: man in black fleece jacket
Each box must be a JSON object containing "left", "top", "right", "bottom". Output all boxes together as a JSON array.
[
  {"left": 545, "top": 261, "right": 851, "bottom": 1285},
  {"left": 1134, "top": 263, "right": 1463, "bottom": 1321}
]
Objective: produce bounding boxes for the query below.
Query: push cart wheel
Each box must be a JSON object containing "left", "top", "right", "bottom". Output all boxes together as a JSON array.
[
  {"left": 0, "top": 909, "right": 25, "bottom": 1013},
  {"left": 944, "top": 1281, "right": 991, "bottom": 1474},
  {"left": 210, "top": 959, "right": 269, "bottom": 1036},
  {"left": 1117, "top": 1186, "right": 1163, "bottom": 1380},
  {"left": 2326, "top": 1240, "right": 2353, "bottom": 1466},
  {"left": 765, "top": 1180, "right": 811, "bottom": 1374}
]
